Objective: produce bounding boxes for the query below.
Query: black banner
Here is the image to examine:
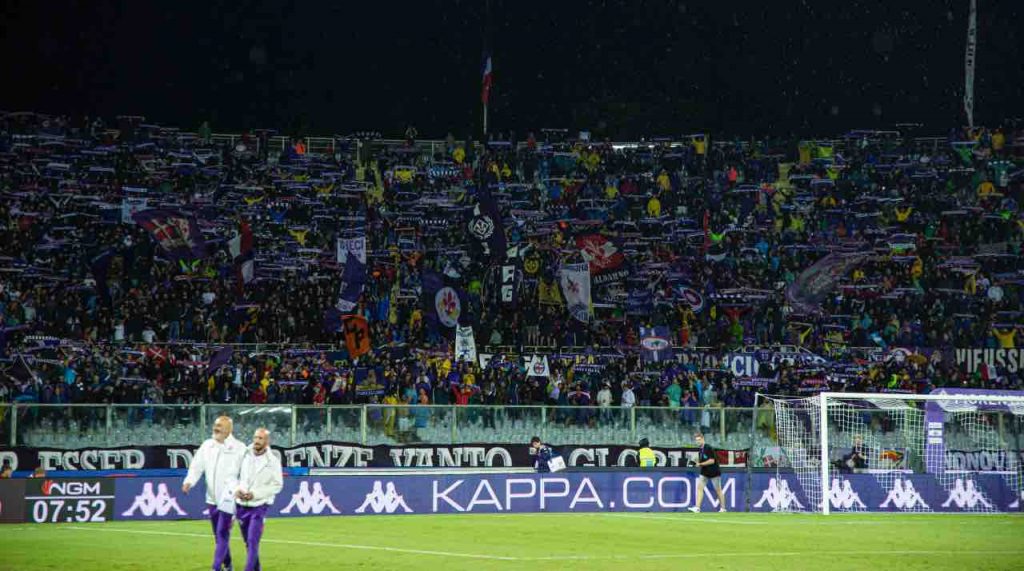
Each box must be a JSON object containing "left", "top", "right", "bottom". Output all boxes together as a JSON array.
[
  {"left": 0, "top": 442, "right": 745, "bottom": 471},
  {"left": 0, "top": 480, "right": 26, "bottom": 522}
]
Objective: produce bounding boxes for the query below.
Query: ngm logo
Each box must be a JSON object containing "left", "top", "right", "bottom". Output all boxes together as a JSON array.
[{"left": 42, "top": 480, "right": 101, "bottom": 496}]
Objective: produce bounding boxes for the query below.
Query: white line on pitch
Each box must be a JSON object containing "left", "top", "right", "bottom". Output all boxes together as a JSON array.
[
  {"left": 593, "top": 512, "right": 769, "bottom": 525},
  {"left": 61, "top": 526, "right": 520, "bottom": 561},
  {"left": 57, "top": 524, "right": 1024, "bottom": 563}
]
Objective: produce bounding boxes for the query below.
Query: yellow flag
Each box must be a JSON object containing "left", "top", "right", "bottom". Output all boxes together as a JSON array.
[{"left": 289, "top": 229, "right": 310, "bottom": 246}]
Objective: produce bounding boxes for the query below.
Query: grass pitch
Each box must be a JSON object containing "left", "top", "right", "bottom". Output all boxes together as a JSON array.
[{"left": 2, "top": 512, "right": 1022, "bottom": 571}]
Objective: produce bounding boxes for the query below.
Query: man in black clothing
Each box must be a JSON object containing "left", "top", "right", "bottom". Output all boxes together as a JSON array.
[{"left": 688, "top": 431, "right": 727, "bottom": 513}]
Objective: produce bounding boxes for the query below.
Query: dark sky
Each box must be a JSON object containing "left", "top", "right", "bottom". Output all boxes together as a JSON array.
[{"left": 1, "top": 0, "right": 1020, "bottom": 138}]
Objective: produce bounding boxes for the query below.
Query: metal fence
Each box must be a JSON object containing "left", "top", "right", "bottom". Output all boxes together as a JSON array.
[{"left": 2, "top": 403, "right": 769, "bottom": 450}]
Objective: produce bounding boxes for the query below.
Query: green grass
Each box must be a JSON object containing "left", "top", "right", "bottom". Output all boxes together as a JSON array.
[{"left": 2, "top": 513, "right": 1022, "bottom": 571}]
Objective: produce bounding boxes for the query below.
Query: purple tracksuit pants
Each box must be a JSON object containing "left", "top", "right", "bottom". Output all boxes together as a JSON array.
[
  {"left": 236, "top": 504, "right": 270, "bottom": 571},
  {"left": 207, "top": 505, "right": 233, "bottom": 571}
]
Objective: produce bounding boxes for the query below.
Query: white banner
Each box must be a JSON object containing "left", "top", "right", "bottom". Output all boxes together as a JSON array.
[
  {"left": 558, "top": 262, "right": 592, "bottom": 322},
  {"left": 337, "top": 236, "right": 367, "bottom": 265},
  {"left": 455, "top": 326, "right": 477, "bottom": 363}
]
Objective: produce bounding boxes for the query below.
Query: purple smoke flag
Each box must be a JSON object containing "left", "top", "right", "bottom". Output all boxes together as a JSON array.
[
  {"left": 132, "top": 209, "right": 207, "bottom": 263},
  {"left": 785, "top": 252, "right": 868, "bottom": 315},
  {"left": 205, "top": 346, "right": 234, "bottom": 378}
]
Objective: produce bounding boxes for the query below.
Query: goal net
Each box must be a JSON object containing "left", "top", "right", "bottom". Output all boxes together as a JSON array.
[{"left": 763, "top": 391, "right": 1024, "bottom": 514}]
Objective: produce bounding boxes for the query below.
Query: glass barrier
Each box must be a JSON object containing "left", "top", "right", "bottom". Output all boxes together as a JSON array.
[
  {"left": 12, "top": 405, "right": 110, "bottom": 449},
  {"left": 204, "top": 404, "right": 296, "bottom": 448},
  {"left": 109, "top": 405, "right": 204, "bottom": 447},
  {"left": 292, "top": 405, "right": 364, "bottom": 445},
  {"left": 453, "top": 406, "right": 546, "bottom": 445},
  {"left": 363, "top": 405, "right": 455, "bottom": 446}
]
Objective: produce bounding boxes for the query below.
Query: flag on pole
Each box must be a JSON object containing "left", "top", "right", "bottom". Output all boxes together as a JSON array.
[{"left": 481, "top": 55, "right": 493, "bottom": 105}]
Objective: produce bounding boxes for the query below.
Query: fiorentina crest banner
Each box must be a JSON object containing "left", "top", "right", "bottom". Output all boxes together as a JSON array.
[
  {"left": 559, "top": 262, "right": 592, "bottom": 322},
  {"left": 639, "top": 326, "right": 674, "bottom": 363},
  {"left": 576, "top": 234, "right": 627, "bottom": 285},
  {"left": 785, "top": 252, "right": 868, "bottom": 314},
  {"left": 422, "top": 270, "right": 466, "bottom": 329},
  {"left": 131, "top": 209, "right": 207, "bottom": 262}
]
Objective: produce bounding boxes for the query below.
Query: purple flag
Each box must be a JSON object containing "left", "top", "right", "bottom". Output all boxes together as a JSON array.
[{"left": 205, "top": 347, "right": 234, "bottom": 378}]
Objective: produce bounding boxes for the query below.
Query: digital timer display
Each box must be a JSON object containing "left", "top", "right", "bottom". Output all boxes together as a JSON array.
[{"left": 24, "top": 479, "right": 115, "bottom": 524}]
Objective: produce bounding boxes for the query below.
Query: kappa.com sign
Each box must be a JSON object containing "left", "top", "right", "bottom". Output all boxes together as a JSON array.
[
  {"left": 114, "top": 473, "right": 743, "bottom": 520},
  {"left": 20, "top": 472, "right": 1024, "bottom": 522}
]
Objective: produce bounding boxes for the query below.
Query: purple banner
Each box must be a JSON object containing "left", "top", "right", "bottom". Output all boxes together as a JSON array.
[
  {"left": 924, "top": 388, "right": 1024, "bottom": 474},
  {"left": 108, "top": 471, "right": 1022, "bottom": 521}
]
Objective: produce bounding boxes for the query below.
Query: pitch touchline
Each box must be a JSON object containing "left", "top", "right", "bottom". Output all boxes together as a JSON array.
[{"left": 59, "top": 526, "right": 1024, "bottom": 562}]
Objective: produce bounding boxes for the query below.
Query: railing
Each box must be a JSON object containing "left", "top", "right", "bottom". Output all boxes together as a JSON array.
[{"left": 2, "top": 404, "right": 767, "bottom": 450}]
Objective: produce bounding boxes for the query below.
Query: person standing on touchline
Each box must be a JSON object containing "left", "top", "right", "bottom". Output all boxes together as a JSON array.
[{"left": 688, "top": 431, "right": 727, "bottom": 513}]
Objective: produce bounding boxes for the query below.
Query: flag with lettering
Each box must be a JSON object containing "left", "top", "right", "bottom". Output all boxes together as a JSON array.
[
  {"left": 576, "top": 233, "right": 627, "bottom": 285},
  {"left": 336, "top": 234, "right": 367, "bottom": 312},
  {"left": 132, "top": 209, "right": 207, "bottom": 262}
]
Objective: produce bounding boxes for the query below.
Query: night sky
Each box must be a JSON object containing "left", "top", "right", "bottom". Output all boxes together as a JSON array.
[{"left": 1, "top": 0, "right": 1020, "bottom": 138}]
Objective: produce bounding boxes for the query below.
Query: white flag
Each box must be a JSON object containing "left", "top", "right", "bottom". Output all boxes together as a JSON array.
[
  {"left": 337, "top": 236, "right": 367, "bottom": 265},
  {"left": 525, "top": 355, "right": 550, "bottom": 377},
  {"left": 455, "top": 326, "right": 477, "bottom": 363},
  {"left": 558, "top": 262, "right": 592, "bottom": 322}
]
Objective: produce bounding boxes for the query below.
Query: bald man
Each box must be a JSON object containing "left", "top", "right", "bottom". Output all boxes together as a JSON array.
[
  {"left": 184, "top": 415, "right": 245, "bottom": 571},
  {"left": 235, "top": 428, "right": 283, "bottom": 571}
]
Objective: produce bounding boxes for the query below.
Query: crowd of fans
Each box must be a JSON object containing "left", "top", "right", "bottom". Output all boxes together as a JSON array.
[{"left": 0, "top": 112, "right": 1022, "bottom": 416}]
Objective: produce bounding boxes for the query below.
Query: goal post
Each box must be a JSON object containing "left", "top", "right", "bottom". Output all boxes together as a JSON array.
[{"left": 761, "top": 390, "right": 1024, "bottom": 514}]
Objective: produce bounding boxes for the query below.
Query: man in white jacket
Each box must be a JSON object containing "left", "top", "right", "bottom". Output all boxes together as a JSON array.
[
  {"left": 234, "top": 428, "right": 283, "bottom": 571},
  {"left": 183, "top": 415, "right": 246, "bottom": 571}
]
